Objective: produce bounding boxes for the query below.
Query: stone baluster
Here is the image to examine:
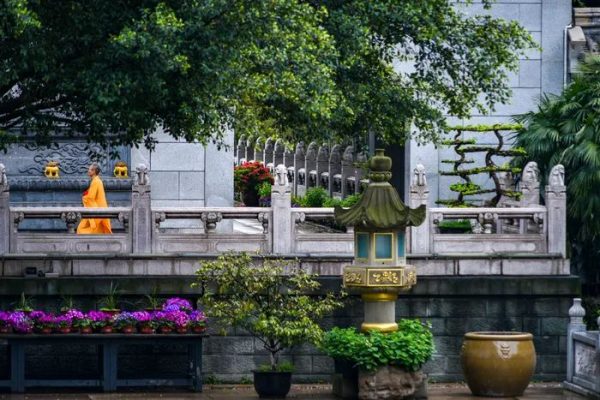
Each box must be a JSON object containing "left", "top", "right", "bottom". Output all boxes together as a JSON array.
[
  {"left": 305, "top": 142, "right": 318, "bottom": 190},
  {"left": 566, "top": 298, "right": 587, "bottom": 383},
  {"left": 546, "top": 164, "right": 566, "bottom": 257},
  {"left": 245, "top": 137, "right": 255, "bottom": 162},
  {"left": 132, "top": 164, "right": 152, "bottom": 253},
  {"left": 317, "top": 143, "right": 330, "bottom": 192},
  {"left": 409, "top": 164, "right": 429, "bottom": 254},
  {"left": 0, "top": 163, "right": 10, "bottom": 254},
  {"left": 274, "top": 139, "right": 285, "bottom": 168},
  {"left": 236, "top": 135, "right": 247, "bottom": 165},
  {"left": 271, "top": 164, "right": 293, "bottom": 254},
  {"left": 329, "top": 144, "right": 343, "bottom": 199},
  {"left": 341, "top": 146, "right": 355, "bottom": 198},
  {"left": 263, "top": 138, "right": 275, "bottom": 171},
  {"left": 294, "top": 142, "right": 306, "bottom": 196},
  {"left": 254, "top": 137, "right": 264, "bottom": 163},
  {"left": 356, "top": 152, "right": 368, "bottom": 193}
]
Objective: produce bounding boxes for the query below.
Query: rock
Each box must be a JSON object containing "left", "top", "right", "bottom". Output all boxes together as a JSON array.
[{"left": 358, "top": 366, "right": 425, "bottom": 400}]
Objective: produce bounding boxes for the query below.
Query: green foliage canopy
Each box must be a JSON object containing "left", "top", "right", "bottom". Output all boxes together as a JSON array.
[
  {"left": 1, "top": 1, "right": 535, "bottom": 150},
  {"left": 514, "top": 55, "right": 600, "bottom": 256}
]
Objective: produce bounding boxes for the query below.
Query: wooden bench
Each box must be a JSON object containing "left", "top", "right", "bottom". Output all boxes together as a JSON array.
[{"left": 0, "top": 333, "right": 205, "bottom": 393}]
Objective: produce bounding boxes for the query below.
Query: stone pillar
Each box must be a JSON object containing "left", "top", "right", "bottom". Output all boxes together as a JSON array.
[
  {"left": 0, "top": 163, "right": 9, "bottom": 254},
  {"left": 236, "top": 135, "right": 247, "bottom": 164},
  {"left": 409, "top": 164, "right": 429, "bottom": 254},
  {"left": 546, "top": 164, "right": 567, "bottom": 257},
  {"left": 305, "top": 142, "right": 318, "bottom": 190},
  {"left": 132, "top": 164, "right": 152, "bottom": 253},
  {"left": 254, "top": 138, "right": 264, "bottom": 163},
  {"left": 341, "top": 146, "right": 354, "bottom": 198},
  {"left": 273, "top": 139, "right": 285, "bottom": 168},
  {"left": 245, "top": 137, "right": 255, "bottom": 162},
  {"left": 271, "top": 164, "right": 292, "bottom": 254},
  {"left": 329, "top": 144, "right": 342, "bottom": 198},
  {"left": 293, "top": 142, "right": 306, "bottom": 196},
  {"left": 263, "top": 138, "right": 274, "bottom": 170},
  {"left": 316, "top": 143, "right": 330, "bottom": 191},
  {"left": 566, "top": 298, "right": 586, "bottom": 383}
]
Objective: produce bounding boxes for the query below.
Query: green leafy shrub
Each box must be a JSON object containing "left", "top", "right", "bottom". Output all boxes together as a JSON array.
[
  {"left": 437, "top": 220, "right": 472, "bottom": 233},
  {"left": 321, "top": 320, "right": 434, "bottom": 372},
  {"left": 295, "top": 188, "right": 362, "bottom": 208},
  {"left": 193, "top": 253, "right": 344, "bottom": 371},
  {"left": 257, "top": 361, "right": 294, "bottom": 373},
  {"left": 257, "top": 181, "right": 272, "bottom": 198}
]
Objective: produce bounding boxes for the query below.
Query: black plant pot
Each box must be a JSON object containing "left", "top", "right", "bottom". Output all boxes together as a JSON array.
[
  {"left": 253, "top": 370, "right": 292, "bottom": 398},
  {"left": 332, "top": 358, "right": 358, "bottom": 399}
]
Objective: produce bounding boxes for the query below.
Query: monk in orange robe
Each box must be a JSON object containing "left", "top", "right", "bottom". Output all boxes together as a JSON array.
[{"left": 77, "top": 163, "right": 112, "bottom": 234}]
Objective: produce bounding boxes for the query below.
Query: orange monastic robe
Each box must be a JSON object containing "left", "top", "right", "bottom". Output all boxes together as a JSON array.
[{"left": 76, "top": 176, "right": 112, "bottom": 234}]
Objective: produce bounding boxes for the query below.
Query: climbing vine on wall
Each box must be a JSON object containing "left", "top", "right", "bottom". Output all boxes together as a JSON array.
[{"left": 438, "top": 124, "right": 526, "bottom": 207}]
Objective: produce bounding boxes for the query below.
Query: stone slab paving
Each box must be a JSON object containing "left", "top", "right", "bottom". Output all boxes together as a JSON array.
[{"left": 0, "top": 383, "right": 588, "bottom": 400}]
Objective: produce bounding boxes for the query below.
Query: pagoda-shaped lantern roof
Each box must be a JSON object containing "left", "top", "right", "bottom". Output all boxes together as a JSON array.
[{"left": 334, "top": 149, "right": 426, "bottom": 231}]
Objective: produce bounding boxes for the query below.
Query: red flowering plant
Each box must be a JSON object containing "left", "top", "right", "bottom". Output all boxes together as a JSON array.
[{"left": 234, "top": 161, "right": 273, "bottom": 206}]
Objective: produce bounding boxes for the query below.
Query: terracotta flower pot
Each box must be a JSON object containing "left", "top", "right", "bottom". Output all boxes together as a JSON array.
[
  {"left": 58, "top": 327, "right": 71, "bottom": 334},
  {"left": 0, "top": 326, "right": 10, "bottom": 334},
  {"left": 100, "top": 326, "right": 113, "bottom": 334},
  {"left": 80, "top": 326, "right": 93, "bottom": 334},
  {"left": 176, "top": 327, "right": 188, "bottom": 334},
  {"left": 191, "top": 326, "right": 206, "bottom": 334},
  {"left": 159, "top": 326, "right": 173, "bottom": 334},
  {"left": 461, "top": 331, "right": 536, "bottom": 397},
  {"left": 40, "top": 327, "right": 53, "bottom": 334},
  {"left": 139, "top": 325, "right": 154, "bottom": 334},
  {"left": 121, "top": 326, "right": 135, "bottom": 334}
]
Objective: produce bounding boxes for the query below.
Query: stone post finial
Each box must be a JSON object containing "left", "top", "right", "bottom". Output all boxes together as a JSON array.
[
  {"left": 412, "top": 164, "right": 427, "bottom": 187},
  {"left": 568, "top": 298, "right": 586, "bottom": 324},
  {"left": 548, "top": 164, "right": 565, "bottom": 187},
  {"left": 520, "top": 161, "right": 540, "bottom": 206},
  {"left": 135, "top": 164, "right": 150, "bottom": 186},
  {"left": 0, "top": 163, "right": 7, "bottom": 188},
  {"left": 0, "top": 162, "right": 9, "bottom": 254}
]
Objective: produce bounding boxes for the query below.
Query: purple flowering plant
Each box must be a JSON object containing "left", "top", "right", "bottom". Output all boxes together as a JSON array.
[
  {"left": 33, "top": 313, "right": 56, "bottom": 330},
  {"left": 162, "top": 297, "right": 193, "bottom": 312},
  {"left": 188, "top": 310, "right": 207, "bottom": 328},
  {"left": 154, "top": 310, "right": 189, "bottom": 329},
  {"left": 54, "top": 314, "right": 73, "bottom": 329},
  {"left": 9, "top": 311, "right": 33, "bottom": 333},
  {"left": 87, "top": 311, "right": 114, "bottom": 329},
  {"left": 113, "top": 312, "right": 137, "bottom": 329},
  {"left": 0, "top": 311, "right": 12, "bottom": 328},
  {"left": 132, "top": 311, "right": 155, "bottom": 328}
]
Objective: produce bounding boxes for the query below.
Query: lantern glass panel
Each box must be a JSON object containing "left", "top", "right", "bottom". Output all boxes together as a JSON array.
[
  {"left": 356, "top": 233, "right": 369, "bottom": 259},
  {"left": 375, "top": 233, "right": 393, "bottom": 259},
  {"left": 397, "top": 232, "right": 405, "bottom": 257}
]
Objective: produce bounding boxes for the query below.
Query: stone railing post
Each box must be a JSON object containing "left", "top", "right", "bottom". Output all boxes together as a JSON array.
[
  {"left": 0, "top": 163, "right": 9, "bottom": 254},
  {"left": 566, "top": 298, "right": 587, "bottom": 383},
  {"left": 329, "top": 144, "right": 342, "bottom": 198},
  {"left": 341, "top": 145, "right": 354, "bottom": 198},
  {"left": 254, "top": 138, "right": 264, "bottom": 163},
  {"left": 546, "top": 164, "right": 566, "bottom": 257},
  {"left": 263, "top": 138, "right": 274, "bottom": 170},
  {"left": 132, "top": 164, "right": 152, "bottom": 253},
  {"left": 236, "top": 135, "right": 247, "bottom": 164},
  {"left": 409, "top": 164, "right": 429, "bottom": 254},
  {"left": 274, "top": 139, "right": 285, "bottom": 168},
  {"left": 245, "top": 137, "right": 255, "bottom": 162},
  {"left": 293, "top": 142, "right": 306, "bottom": 196},
  {"left": 271, "top": 164, "right": 293, "bottom": 254},
  {"left": 316, "top": 143, "right": 330, "bottom": 191},
  {"left": 305, "top": 142, "right": 318, "bottom": 190}
]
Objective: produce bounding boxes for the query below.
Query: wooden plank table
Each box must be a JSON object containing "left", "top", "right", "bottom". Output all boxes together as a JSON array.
[{"left": 0, "top": 333, "right": 206, "bottom": 393}]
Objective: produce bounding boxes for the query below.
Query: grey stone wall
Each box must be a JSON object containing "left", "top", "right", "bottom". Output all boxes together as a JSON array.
[
  {"left": 408, "top": 0, "right": 572, "bottom": 204},
  {"left": 0, "top": 275, "right": 579, "bottom": 383},
  {"left": 131, "top": 127, "right": 233, "bottom": 208}
]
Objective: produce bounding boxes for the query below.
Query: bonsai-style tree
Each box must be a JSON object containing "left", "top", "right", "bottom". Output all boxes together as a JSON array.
[
  {"left": 438, "top": 124, "right": 526, "bottom": 207},
  {"left": 193, "top": 253, "right": 344, "bottom": 370}
]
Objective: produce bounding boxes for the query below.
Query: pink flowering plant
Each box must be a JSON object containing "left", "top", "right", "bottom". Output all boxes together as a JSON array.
[
  {"left": 162, "top": 298, "right": 193, "bottom": 312},
  {"left": 132, "top": 311, "right": 155, "bottom": 329},
  {"left": 154, "top": 310, "right": 189, "bottom": 329},
  {"left": 0, "top": 311, "right": 12, "bottom": 329},
  {"left": 30, "top": 312, "right": 56, "bottom": 331}
]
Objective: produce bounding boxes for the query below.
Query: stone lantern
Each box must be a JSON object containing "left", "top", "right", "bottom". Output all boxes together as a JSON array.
[{"left": 335, "top": 149, "right": 426, "bottom": 332}]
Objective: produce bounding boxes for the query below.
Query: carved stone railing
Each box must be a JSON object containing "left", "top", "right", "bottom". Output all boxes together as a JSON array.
[
  {"left": 564, "top": 298, "right": 600, "bottom": 398},
  {"left": 0, "top": 162, "right": 568, "bottom": 272}
]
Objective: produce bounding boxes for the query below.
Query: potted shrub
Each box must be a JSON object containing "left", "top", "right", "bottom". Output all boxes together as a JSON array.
[
  {"left": 437, "top": 219, "right": 472, "bottom": 234},
  {"left": 88, "top": 311, "right": 114, "bottom": 333},
  {"left": 14, "top": 293, "right": 34, "bottom": 314},
  {"left": 162, "top": 297, "right": 193, "bottom": 312},
  {"left": 257, "top": 181, "right": 272, "bottom": 207},
  {"left": 114, "top": 312, "right": 137, "bottom": 334},
  {"left": 189, "top": 310, "right": 208, "bottom": 334},
  {"left": 9, "top": 311, "right": 33, "bottom": 334},
  {"left": 194, "top": 253, "right": 343, "bottom": 398},
  {"left": 133, "top": 311, "right": 155, "bottom": 334},
  {"left": 0, "top": 311, "right": 12, "bottom": 333},
  {"left": 234, "top": 161, "right": 273, "bottom": 207},
  {"left": 321, "top": 320, "right": 434, "bottom": 399},
  {"left": 145, "top": 289, "right": 163, "bottom": 311},
  {"left": 99, "top": 283, "right": 121, "bottom": 315},
  {"left": 30, "top": 311, "right": 55, "bottom": 334}
]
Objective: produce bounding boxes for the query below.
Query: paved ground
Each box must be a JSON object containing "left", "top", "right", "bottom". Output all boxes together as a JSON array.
[{"left": 0, "top": 383, "right": 589, "bottom": 399}]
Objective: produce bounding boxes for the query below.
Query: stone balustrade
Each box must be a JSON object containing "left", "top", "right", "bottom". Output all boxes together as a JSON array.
[{"left": 0, "top": 162, "right": 568, "bottom": 276}]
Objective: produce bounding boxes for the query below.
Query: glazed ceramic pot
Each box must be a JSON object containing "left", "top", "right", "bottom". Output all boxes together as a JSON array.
[{"left": 461, "top": 331, "right": 536, "bottom": 397}]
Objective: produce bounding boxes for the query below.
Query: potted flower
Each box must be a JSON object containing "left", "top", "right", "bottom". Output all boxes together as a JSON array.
[
  {"left": 74, "top": 314, "right": 94, "bottom": 334},
  {"left": 321, "top": 321, "right": 434, "bottom": 399},
  {"left": 162, "top": 297, "right": 193, "bottom": 312},
  {"left": 145, "top": 289, "right": 162, "bottom": 311},
  {"left": 133, "top": 311, "right": 155, "bottom": 334},
  {"left": 173, "top": 311, "right": 190, "bottom": 334},
  {"left": 14, "top": 293, "right": 34, "bottom": 314},
  {"left": 114, "top": 312, "right": 137, "bottom": 334},
  {"left": 154, "top": 310, "right": 189, "bottom": 334},
  {"left": 194, "top": 253, "right": 343, "bottom": 398},
  {"left": 30, "top": 311, "right": 55, "bottom": 334},
  {"left": 9, "top": 311, "right": 33, "bottom": 334},
  {"left": 234, "top": 161, "right": 273, "bottom": 207},
  {"left": 99, "top": 283, "right": 121, "bottom": 315},
  {"left": 54, "top": 314, "right": 73, "bottom": 334},
  {"left": 88, "top": 311, "right": 114, "bottom": 333},
  {"left": 189, "top": 310, "right": 208, "bottom": 334},
  {"left": 0, "top": 311, "right": 12, "bottom": 333}
]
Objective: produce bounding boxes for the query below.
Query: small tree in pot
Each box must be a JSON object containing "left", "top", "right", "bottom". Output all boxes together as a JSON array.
[{"left": 194, "top": 253, "right": 344, "bottom": 398}]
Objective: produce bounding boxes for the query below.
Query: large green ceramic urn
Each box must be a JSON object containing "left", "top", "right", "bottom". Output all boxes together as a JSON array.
[{"left": 335, "top": 149, "right": 426, "bottom": 332}]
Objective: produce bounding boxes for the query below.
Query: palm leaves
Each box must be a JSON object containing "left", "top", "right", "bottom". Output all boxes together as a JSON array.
[{"left": 514, "top": 55, "right": 600, "bottom": 270}]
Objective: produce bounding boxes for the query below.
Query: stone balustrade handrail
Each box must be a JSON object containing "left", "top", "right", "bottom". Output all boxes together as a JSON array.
[
  {"left": 429, "top": 207, "right": 547, "bottom": 219},
  {"left": 152, "top": 207, "right": 267, "bottom": 219},
  {"left": 10, "top": 206, "right": 131, "bottom": 219}
]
